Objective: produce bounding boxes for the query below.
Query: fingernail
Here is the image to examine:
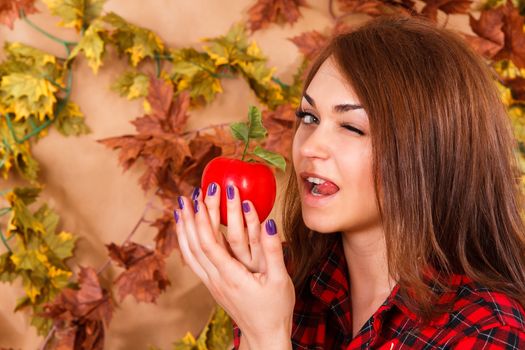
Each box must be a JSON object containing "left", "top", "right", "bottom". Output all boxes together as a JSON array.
[
  {"left": 178, "top": 196, "right": 184, "bottom": 209},
  {"left": 226, "top": 185, "right": 234, "bottom": 200},
  {"left": 242, "top": 201, "right": 250, "bottom": 213},
  {"left": 207, "top": 182, "right": 217, "bottom": 196},
  {"left": 191, "top": 187, "right": 200, "bottom": 200},
  {"left": 193, "top": 200, "right": 199, "bottom": 213},
  {"left": 266, "top": 219, "right": 277, "bottom": 235},
  {"left": 173, "top": 210, "right": 179, "bottom": 223}
]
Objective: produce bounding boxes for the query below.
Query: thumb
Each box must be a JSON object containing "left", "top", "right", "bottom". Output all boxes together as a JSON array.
[{"left": 262, "top": 218, "right": 287, "bottom": 281}]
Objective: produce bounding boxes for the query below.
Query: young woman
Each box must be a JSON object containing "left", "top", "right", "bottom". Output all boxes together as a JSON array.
[{"left": 173, "top": 15, "right": 525, "bottom": 349}]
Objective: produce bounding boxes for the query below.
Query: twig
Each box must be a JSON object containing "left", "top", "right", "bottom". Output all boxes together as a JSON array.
[
  {"left": 39, "top": 325, "right": 56, "bottom": 350},
  {"left": 329, "top": 0, "right": 337, "bottom": 20},
  {"left": 96, "top": 188, "right": 160, "bottom": 275}
]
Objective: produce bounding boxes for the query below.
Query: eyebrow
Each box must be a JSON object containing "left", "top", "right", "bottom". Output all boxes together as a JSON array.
[{"left": 304, "top": 93, "right": 363, "bottom": 113}]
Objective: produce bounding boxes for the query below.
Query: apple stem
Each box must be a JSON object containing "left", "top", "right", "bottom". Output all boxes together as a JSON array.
[{"left": 241, "top": 116, "right": 252, "bottom": 161}]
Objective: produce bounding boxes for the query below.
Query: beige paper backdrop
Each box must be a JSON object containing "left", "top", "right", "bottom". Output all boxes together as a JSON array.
[{"left": 0, "top": 1, "right": 471, "bottom": 349}]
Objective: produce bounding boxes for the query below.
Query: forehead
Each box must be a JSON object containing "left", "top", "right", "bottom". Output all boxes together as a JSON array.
[{"left": 303, "top": 58, "right": 361, "bottom": 106}]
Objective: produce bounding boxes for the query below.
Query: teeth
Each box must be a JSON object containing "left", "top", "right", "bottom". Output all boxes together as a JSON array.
[{"left": 306, "top": 176, "right": 326, "bottom": 185}]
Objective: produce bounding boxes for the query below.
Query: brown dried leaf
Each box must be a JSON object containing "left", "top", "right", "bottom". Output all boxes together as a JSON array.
[
  {"left": 107, "top": 242, "right": 171, "bottom": 303},
  {"left": 421, "top": 0, "right": 473, "bottom": 22},
  {"left": 262, "top": 104, "right": 296, "bottom": 162},
  {"left": 493, "top": 0, "right": 525, "bottom": 69},
  {"left": 153, "top": 212, "right": 179, "bottom": 257},
  {"left": 247, "top": 0, "right": 308, "bottom": 32},
  {"left": 337, "top": 0, "right": 416, "bottom": 17},
  {"left": 41, "top": 267, "right": 113, "bottom": 350},
  {"left": 289, "top": 30, "right": 327, "bottom": 61},
  {"left": 0, "top": 0, "right": 38, "bottom": 29}
]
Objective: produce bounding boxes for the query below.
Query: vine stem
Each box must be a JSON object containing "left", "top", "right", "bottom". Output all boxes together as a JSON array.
[
  {"left": 0, "top": 228, "right": 12, "bottom": 253},
  {"left": 20, "top": 11, "right": 77, "bottom": 47},
  {"left": 96, "top": 188, "right": 160, "bottom": 275}
]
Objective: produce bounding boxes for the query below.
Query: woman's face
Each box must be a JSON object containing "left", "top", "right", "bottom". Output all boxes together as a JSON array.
[{"left": 292, "top": 58, "right": 381, "bottom": 234}]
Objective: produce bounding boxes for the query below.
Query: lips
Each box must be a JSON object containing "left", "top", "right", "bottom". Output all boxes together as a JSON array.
[{"left": 299, "top": 171, "right": 340, "bottom": 192}]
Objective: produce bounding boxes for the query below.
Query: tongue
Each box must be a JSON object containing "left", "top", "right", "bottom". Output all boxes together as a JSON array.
[{"left": 314, "top": 181, "right": 339, "bottom": 195}]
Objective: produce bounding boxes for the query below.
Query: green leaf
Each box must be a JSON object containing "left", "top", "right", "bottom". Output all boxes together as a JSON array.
[
  {"left": 43, "top": 0, "right": 106, "bottom": 31},
  {"left": 0, "top": 252, "right": 17, "bottom": 282},
  {"left": 103, "top": 12, "right": 164, "bottom": 67},
  {"left": 253, "top": 146, "right": 286, "bottom": 172},
  {"left": 203, "top": 306, "right": 233, "bottom": 350},
  {"left": 12, "top": 186, "right": 41, "bottom": 206},
  {"left": 112, "top": 71, "right": 150, "bottom": 100},
  {"left": 246, "top": 105, "right": 266, "bottom": 139},
  {"left": 230, "top": 122, "right": 249, "bottom": 143},
  {"left": 55, "top": 100, "right": 91, "bottom": 136}
]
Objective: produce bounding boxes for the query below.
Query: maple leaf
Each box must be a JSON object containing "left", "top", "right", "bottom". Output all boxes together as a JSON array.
[
  {"left": 289, "top": 30, "right": 327, "bottom": 61},
  {"left": 0, "top": 0, "right": 38, "bottom": 29},
  {"left": 247, "top": 0, "right": 308, "bottom": 32},
  {"left": 170, "top": 48, "right": 223, "bottom": 105},
  {"left": 337, "top": 0, "right": 416, "bottom": 17},
  {"left": 171, "top": 306, "right": 233, "bottom": 350},
  {"left": 421, "top": 0, "right": 473, "bottom": 22},
  {"left": 43, "top": 0, "right": 105, "bottom": 31},
  {"left": 112, "top": 70, "right": 149, "bottom": 100},
  {"left": 99, "top": 77, "right": 193, "bottom": 191},
  {"left": 262, "top": 104, "right": 296, "bottom": 162},
  {"left": 68, "top": 19, "right": 107, "bottom": 74},
  {"left": 107, "top": 242, "right": 171, "bottom": 303},
  {"left": 42, "top": 266, "right": 113, "bottom": 349},
  {"left": 54, "top": 100, "right": 91, "bottom": 136},
  {"left": 0, "top": 72, "right": 58, "bottom": 121},
  {"left": 152, "top": 212, "right": 179, "bottom": 257},
  {"left": 103, "top": 12, "right": 165, "bottom": 67},
  {"left": 468, "top": 0, "right": 525, "bottom": 68},
  {"left": 178, "top": 134, "right": 222, "bottom": 187}
]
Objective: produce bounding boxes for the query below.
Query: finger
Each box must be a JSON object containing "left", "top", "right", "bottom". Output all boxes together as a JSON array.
[
  {"left": 241, "top": 200, "right": 265, "bottom": 272},
  {"left": 191, "top": 186, "right": 202, "bottom": 201},
  {"left": 178, "top": 195, "right": 220, "bottom": 279},
  {"left": 203, "top": 182, "right": 226, "bottom": 246},
  {"left": 192, "top": 199, "right": 254, "bottom": 283},
  {"left": 225, "top": 184, "right": 251, "bottom": 264},
  {"left": 261, "top": 218, "right": 288, "bottom": 281},
  {"left": 173, "top": 208, "right": 209, "bottom": 283}
]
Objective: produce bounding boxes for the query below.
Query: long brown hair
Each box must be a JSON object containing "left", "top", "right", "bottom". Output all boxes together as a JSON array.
[{"left": 282, "top": 14, "right": 525, "bottom": 319}]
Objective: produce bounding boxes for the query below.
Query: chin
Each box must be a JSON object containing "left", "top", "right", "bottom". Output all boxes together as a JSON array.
[{"left": 302, "top": 214, "right": 340, "bottom": 234}]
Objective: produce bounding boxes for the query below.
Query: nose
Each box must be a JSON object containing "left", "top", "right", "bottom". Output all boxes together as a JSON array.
[{"left": 298, "top": 126, "right": 331, "bottom": 160}]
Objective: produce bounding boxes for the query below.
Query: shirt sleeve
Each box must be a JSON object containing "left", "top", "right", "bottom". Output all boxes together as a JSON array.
[{"left": 450, "top": 326, "right": 525, "bottom": 349}]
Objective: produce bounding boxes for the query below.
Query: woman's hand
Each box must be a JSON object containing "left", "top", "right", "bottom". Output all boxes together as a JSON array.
[{"left": 174, "top": 183, "right": 295, "bottom": 349}]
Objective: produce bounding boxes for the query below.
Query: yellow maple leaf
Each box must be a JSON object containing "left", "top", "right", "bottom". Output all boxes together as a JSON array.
[
  {"left": 68, "top": 19, "right": 106, "bottom": 73},
  {"left": 0, "top": 73, "right": 58, "bottom": 121},
  {"left": 43, "top": 0, "right": 106, "bottom": 31}
]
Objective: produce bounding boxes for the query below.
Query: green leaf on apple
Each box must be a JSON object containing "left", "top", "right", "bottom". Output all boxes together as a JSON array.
[
  {"left": 230, "top": 105, "right": 286, "bottom": 172},
  {"left": 253, "top": 146, "right": 286, "bottom": 172}
]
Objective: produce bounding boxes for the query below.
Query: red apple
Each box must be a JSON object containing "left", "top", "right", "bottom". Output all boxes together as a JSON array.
[{"left": 201, "top": 156, "right": 277, "bottom": 226}]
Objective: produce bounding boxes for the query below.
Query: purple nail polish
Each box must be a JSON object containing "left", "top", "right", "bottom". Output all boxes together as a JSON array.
[
  {"left": 207, "top": 182, "right": 217, "bottom": 196},
  {"left": 242, "top": 201, "right": 250, "bottom": 213},
  {"left": 193, "top": 200, "right": 199, "bottom": 213},
  {"left": 192, "top": 187, "right": 200, "bottom": 200},
  {"left": 266, "top": 219, "right": 277, "bottom": 235},
  {"left": 173, "top": 210, "right": 179, "bottom": 223},
  {"left": 226, "top": 185, "right": 234, "bottom": 200},
  {"left": 178, "top": 196, "right": 184, "bottom": 209}
]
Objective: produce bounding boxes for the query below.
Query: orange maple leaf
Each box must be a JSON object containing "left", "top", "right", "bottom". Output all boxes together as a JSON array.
[
  {"left": 107, "top": 242, "right": 171, "bottom": 303},
  {"left": 421, "top": 0, "right": 472, "bottom": 22},
  {"left": 0, "top": 0, "right": 38, "bottom": 29},
  {"left": 247, "top": 0, "right": 308, "bottom": 32},
  {"left": 41, "top": 267, "right": 113, "bottom": 350}
]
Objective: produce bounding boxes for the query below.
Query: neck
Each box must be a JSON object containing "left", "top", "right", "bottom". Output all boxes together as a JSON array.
[{"left": 341, "top": 226, "right": 396, "bottom": 303}]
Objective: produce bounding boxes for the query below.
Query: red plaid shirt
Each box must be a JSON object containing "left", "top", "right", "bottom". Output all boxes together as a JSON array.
[{"left": 232, "top": 236, "right": 525, "bottom": 349}]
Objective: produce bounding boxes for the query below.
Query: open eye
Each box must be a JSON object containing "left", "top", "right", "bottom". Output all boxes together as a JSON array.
[{"left": 295, "top": 110, "right": 318, "bottom": 125}]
